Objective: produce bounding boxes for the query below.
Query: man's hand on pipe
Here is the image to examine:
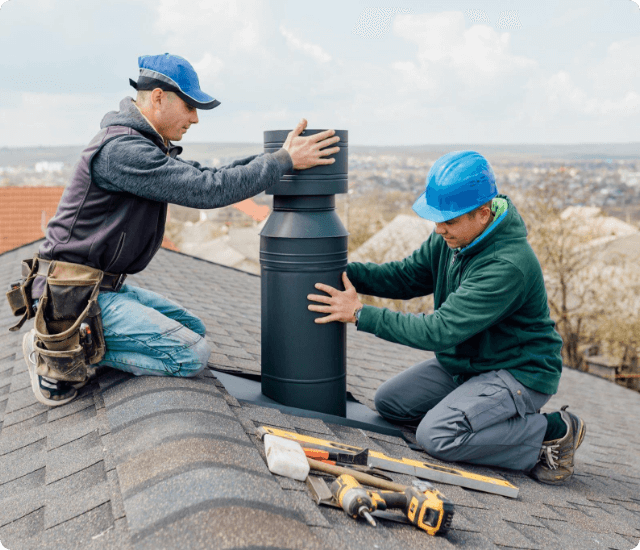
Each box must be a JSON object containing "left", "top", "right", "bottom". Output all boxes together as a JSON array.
[
  {"left": 283, "top": 118, "right": 341, "bottom": 170},
  {"left": 308, "top": 272, "right": 363, "bottom": 324}
]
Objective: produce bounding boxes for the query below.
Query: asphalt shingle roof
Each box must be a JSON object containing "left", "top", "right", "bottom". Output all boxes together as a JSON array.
[{"left": 1, "top": 240, "right": 639, "bottom": 550}]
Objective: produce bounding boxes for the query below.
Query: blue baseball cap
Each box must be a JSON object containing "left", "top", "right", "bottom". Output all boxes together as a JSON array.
[
  {"left": 129, "top": 53, "right": 220, "bottom": 110},
  {"left": 412, "top": 151, "right": 497, "bottom": 222}
]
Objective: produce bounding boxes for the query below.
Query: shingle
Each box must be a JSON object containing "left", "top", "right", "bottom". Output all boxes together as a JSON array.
[
  {"left": 234, "top": 403, "right": 297, "bottom": 430},
  {"left": 0, "top": 446, "right": 45, "bottom": 485},
  {"left": 535, "top": 515, "right": 633, "bottom": 550},
  {"left": 0, "top": 466, "right": 46, "bottom": 502},
  {"left": 123, "top": 466, "right": 293, "bottom": 535},
  {"left": 274, "top": 474, "right": 307, "bottom": 492},
  {"left": 0, "top": 383, "right": 12, "bottom": 402},
  {"left": 0, "top": 423, "right": 47, "bottom": 456},
  {"left": 47, "top": 391, "right": 95, "bottom": 422},
  {"left": 2, "top": 401, "right": 48, "bottom": 428},
  {"left": 46, "top": 461, "right": 107, "bottom": 499},
  {"left": 282, "top": 490, "right": 332, "bottom": 528},
  {"left": 105, "top": 409, "right": 248, "bottom": 466},
  {"left": 444, "top": 528, "right": 500, "bottom": 549},
  {"left": 9, "top": 370, "right": 30, "bottom": 392},
  {"left": 105, "top": 386, "right": 230, "bottom": 432},
  {"left": 93, "top": 387, "right": 106, "bottom": 410},
  {"left": 0, "top": 435, "right": 45, "bottom": 463},
  {"left": 285, "top": 416, "right": 337, "bottom": 436},
  {"left": 47, "top": 414, "right": 100, "bottom": 451},
  {"left": 0, "top": 487, "right": 43, "bottom": 528},
  {"left": 97, "top": 369, "right": 134, "bottom": 394},
  {"left": 3, "top": 386, "right": 47, "bottom": 417},
  {"left": 0, "top": 350, "right": 16, "bottom": 364},
  {"left": 132, "top": 506, "right": 324, "bottom": 550},
  {"left": 41, "top": 502, "right": 117, "bottom": 550},
  {"left": 101, "top": 374, "right": 218, "bottom": 409},
  {"left": 117, "top": 435, "right": 268, "bottom": 498},
  {"left": 47, "top": 402, "right": 97, "bottom": 431},
  {"left": 207, "top": 332, "right": 243, "bottom": 348},
  {"left": 45, "top": 430, "right": 104, "bottom": 484},
  {"left": 106, "top": 469, "right": 126, "bottom": 521},
  {"left": 220, "top": 356, "right": 260, "bottom": 371},
  {"left": 464, "top": 509, "right": 545, "bottom": 548},
  {"left": 45, "top": 481, "right": 111, "bottom": 529},
  {"left": 0, "top": 506, "right": 44, "bottom": 545}
]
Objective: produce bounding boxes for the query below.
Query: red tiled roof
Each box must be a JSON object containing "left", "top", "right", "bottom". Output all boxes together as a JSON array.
[
  {"left": 0, "top": 186, "right": 64, "bottom": 255},
  {"left": 0, "top": 186, "right": 179, "bottom": 254},
  {"left": 232, "top": 198, "right": 270, "bottom": 222}
]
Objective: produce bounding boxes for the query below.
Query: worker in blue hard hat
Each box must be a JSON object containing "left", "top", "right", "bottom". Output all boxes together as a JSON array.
[{"left": 308, "top": 150, "right": 586, "bottom": 485}]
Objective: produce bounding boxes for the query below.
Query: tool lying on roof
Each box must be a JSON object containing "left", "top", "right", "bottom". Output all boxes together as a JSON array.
[
  {"left": 261, "top": 433, "right": 454, "bottom": 536},
  {"left": 307, "top": 475, "right": 415, "bottom": 527},
  {"left": 302, "top": 447, "right": 369, "bottom": 466},
  {"left": 332, "top": 474, "right": 378, "bottom": 527},
  {"left": 306, "top": 471, "right": 454, "bottom": 536},
  {"left": 331, "top": 474, "right": 454, "bottom": 536},
  {"left": 263, "top": 434, "right": 310, "bottom": 481},
  {"left": 258, "top": 426, "right": 519, "bottom": 498}
]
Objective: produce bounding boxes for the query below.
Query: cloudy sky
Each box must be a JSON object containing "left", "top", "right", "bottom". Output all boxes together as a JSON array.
[{"left": 1, "top": 0, "right": 639, "bottom": 147}]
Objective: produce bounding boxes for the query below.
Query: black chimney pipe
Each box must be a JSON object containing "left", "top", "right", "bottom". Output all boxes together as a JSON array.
[{"left": 260, "top": 129, "right": 349, "bottom": 416}]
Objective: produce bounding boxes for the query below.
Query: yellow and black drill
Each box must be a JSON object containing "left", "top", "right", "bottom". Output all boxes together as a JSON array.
[{"left": 330, "top": 474, "right": 454, "bottom": 536}]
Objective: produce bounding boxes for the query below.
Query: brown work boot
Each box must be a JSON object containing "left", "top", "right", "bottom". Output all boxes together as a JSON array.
[{"left": 529, "top": 405, "right": 586, "bottom": 485}]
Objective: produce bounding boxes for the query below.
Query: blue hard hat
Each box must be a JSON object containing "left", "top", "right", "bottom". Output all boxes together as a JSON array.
[
  {"left": 129, "top": 53, "right": 220, "bottom": 110},
  {"left": 412, "top": 151, "right": 497, "bottom": 222}
]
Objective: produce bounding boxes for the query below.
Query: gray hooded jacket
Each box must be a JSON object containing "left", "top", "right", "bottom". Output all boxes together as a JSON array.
[{"left": 35, "top": 97, "right": 292, "bottom": 296}]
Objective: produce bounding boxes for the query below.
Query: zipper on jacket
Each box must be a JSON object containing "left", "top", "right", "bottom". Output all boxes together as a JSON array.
[{"left": 451, "top": 250, "right": 459, "bottom": 266}]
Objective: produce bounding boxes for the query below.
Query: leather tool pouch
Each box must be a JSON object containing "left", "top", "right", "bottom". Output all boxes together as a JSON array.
[
  {"left": 6, "top": 255, "right": 39, "bottom": 332},
  {"left": 32, "top": 260, "right": 107, "bottom": 383}
]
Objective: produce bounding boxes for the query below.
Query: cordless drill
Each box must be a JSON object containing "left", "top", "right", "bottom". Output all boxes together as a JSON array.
[
  {"left": 330, "top": 474, "right": 454, "bottom": 536},
  {"left": 330, "top": 474, "right": 379, "bottom": 526}
]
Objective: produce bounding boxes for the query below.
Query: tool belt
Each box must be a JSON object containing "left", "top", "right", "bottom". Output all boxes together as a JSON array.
[{"left": 6, "top": 255, "right": 126, "bottom": 383}]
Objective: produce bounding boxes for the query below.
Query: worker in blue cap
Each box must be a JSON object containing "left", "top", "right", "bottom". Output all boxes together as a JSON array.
[
  {"left": 22, "top": 54, "right": 339, "bottom": 408},
  {"left": 308, "top": 151, "right": 586, "bottom": 485}
]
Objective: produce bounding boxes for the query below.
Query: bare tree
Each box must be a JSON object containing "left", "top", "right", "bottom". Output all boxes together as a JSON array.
[{"left": 520, "top": 188, "right": 636, "bottom": 371}]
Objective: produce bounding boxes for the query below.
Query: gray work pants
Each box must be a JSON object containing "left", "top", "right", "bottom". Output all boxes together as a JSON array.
[{"left": 374, "top": 357, "right": 552, "bottom": 471}]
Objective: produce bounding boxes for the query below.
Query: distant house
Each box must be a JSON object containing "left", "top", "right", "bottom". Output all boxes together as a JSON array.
[
  {"left": 180, "top": 221, "right": 265, "bottom": 275},
  {"left": 0, "top": 186, "right": 179, "bottom": 255},
  {"left": 560, "top": 205, "right": 639, "bottom": 246},
  {"left": 174, "top": 199, "right": 270, "bottom": 275},
  {"left": 350, "top": 214, "right": 435, "bottom": 264},
  {"left": 585, "top": 354, "right": 640, "bottom": 392}
]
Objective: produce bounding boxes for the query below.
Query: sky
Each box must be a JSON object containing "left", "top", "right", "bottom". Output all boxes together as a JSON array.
[{"left": 1, "top": 0, "right": 639, "bottom": 147}]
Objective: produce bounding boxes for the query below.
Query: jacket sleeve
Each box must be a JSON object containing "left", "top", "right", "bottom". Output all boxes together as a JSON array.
[
  {"left": 356, "top": 259, "right": 525, "bottom": 351},
  {"left": 91, "top": 135, "right": 292, "bottom": 209},
  {"left": 346, "top": 238, "right": 434, "bottom": 299}
]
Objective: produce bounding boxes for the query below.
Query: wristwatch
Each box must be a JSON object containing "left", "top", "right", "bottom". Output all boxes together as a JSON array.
[{"left": 354, "top": 306, "right": 363, "bottom": 327}]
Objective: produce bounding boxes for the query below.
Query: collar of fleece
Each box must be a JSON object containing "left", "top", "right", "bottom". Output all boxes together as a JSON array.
[{"left": 455, "top": 197, "right": 509, "bottom": 254}]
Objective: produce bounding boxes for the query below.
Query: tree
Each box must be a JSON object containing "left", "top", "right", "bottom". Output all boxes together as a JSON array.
[{"left": 520, "top": 189, "right": 639, "bottom": 372}]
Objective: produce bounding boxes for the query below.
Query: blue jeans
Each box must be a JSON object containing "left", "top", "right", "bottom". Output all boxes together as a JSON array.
[{"left": 93, "top": 284, "right": 211, "bottom": 377}]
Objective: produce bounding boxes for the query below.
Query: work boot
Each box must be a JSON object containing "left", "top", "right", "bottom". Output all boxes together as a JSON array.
[
  {"left": 529, "top": 405, "right": 586, "bottom": 485},
  {"left": 23, "top": 329, "right": 78, "bottom": 407},
  {"left": 71, "top": 366, "right": 98, "bottom": 390}
]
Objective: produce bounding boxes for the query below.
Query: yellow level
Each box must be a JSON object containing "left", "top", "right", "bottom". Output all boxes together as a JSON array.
[{"left": 259, "top": 426, "right": 519, "bottom": 499}]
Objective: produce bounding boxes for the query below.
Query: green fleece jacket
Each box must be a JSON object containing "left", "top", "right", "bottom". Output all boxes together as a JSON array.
[{"left": 347, "top": 195, "right": 563, "bottom": 395}]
